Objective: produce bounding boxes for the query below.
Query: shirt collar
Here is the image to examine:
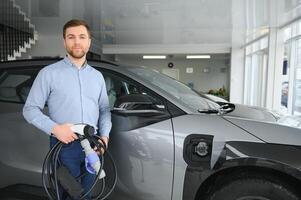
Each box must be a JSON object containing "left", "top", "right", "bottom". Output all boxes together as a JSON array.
[{"left": 63, "top": 56, "right": 88, "bottom": 70}]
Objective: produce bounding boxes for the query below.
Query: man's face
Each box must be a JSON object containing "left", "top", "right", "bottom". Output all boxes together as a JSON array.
[{"left": 64, "top": 25, "right": 91, "bottom": 59}]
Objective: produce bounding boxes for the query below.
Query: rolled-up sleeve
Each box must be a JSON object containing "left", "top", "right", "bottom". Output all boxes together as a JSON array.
[{"left": 23, "top": 68, "right": 57, "bottom": 135}]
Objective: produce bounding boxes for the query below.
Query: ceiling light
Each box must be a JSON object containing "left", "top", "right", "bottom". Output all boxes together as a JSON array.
[
  {"left": 143, "top": 55, "right": 166, "bottom": 59},
  {"left": 186, "top": 55, "right": 211, "bottom": 59}
]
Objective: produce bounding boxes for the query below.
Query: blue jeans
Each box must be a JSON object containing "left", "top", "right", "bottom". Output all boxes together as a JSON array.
[{"left": 50, "top": 138, "right": 96, "bottom": 200}]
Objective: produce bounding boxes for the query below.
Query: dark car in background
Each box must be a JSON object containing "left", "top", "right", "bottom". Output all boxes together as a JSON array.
[{"left": 1, "top": 59, "right": 301, "bottom": 200}]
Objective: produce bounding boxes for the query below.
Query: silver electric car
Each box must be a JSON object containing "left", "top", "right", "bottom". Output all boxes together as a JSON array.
[{"left": 0, "top": 59, "right": 301, "bottom": 200}]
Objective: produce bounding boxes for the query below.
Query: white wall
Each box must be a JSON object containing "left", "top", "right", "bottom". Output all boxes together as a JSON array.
[
  {"left": 116, "top": 54, "right": 230, "bottom": 93},
  {"left": 15, "top": 0, "right": 102, "bottom": 59}
]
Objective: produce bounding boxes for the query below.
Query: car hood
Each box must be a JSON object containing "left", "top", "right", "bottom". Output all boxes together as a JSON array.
[
  {"left": 223, "top": 104, "right": 301, "bottom": 146},
  {"left": 223, "top": 104, "right": 279, "bottom": 122},
  {"left": 224, "top": 103, "right": 301, "bottom": 129}
]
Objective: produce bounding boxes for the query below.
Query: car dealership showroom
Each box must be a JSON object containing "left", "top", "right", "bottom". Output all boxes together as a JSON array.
[{"left": 1, "top": 0, "right": 301, "bottom": 200}]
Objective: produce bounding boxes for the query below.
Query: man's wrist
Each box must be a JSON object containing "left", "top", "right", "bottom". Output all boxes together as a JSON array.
[{"left": 99, "top": 136, "right": 109, "bottom": 149}]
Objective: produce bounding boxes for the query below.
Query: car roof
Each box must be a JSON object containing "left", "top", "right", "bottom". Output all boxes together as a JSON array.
[
  {"left": 0, "top": 58, "right": 118, "bottom": 69},
  {"left": 0, "top": 58, "right": 142, "bottom": 76}
]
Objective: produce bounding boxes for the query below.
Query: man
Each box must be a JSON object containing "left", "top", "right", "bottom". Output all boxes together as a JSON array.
[{"left": 23, "top": 19, "right": 112, "bottom": 199}]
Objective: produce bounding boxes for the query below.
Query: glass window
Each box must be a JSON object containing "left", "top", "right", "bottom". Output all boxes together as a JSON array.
[
  {"left": 127, "top": 67, "right": 220, "bottom": 111},
  {"left": 98, "top": 69, "right": 166, "bottom": 111},
  {"left": 96, "top": 68, "right": 174, "bottom": 131},
  {"left": 280, "top": 22, "right": 301, "bottom": 116},
  {"left": 244, "top": 37, "right": 268, "bottom": 107},
  {"left": 280, "top": 43, "right": 290, "bottom": 114},
  {"left": 251, "top": 54, "right": 259, "bottom": 105},
  {"left": 0, "top": 68, "right": 39, "bottom": 103},
  {"left": 293, "top": 68, "right": 301, "bottom": 115},
  {"left": 244, "top": 56, "right": 252, "bottom": 104},
  {"left": 284, "top": 27, "right": 292, "bottom": 42},
  {"left": 296, "top": 39, "right": 301, "bottom": 65}
]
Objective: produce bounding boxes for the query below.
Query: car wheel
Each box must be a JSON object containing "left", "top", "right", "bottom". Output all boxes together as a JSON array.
[{"left": 206, "top": 175, "right": 299, "bottom": 200}]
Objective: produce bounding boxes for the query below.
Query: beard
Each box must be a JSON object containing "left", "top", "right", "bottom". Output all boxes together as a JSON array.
[{"left": 66, "top": 47, "right": 86, "bottom": 59}]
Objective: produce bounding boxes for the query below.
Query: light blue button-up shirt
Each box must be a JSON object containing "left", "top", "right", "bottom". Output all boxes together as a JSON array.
[{"left": 23, "top": 57, "right": 112, "bottom": 137}]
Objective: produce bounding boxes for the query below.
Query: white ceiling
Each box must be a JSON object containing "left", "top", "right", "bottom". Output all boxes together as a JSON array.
[
  {"left": 101, "top": 0, "right": 232, "bottom": 44},
  {"left": 31, "top": 0, "right": 301, "bottom": 55},
  {"left": 98, "top": 0, "right": 301, "bottom": 55},
  {"left": 100, "top": 0, "right": 232, "bottom": 55},
  {"left": 15, "top": 0, "right": 301, "bottom": 55}
]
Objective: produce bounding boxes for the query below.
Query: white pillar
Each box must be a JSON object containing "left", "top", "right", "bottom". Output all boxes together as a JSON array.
[
  {"left": 230, "top": 47, "right": 245, "bottom": 103},
  {"left": 230, "top": 0, "right": 245, "bottom": 103},
  {"left": 266, "top": 28, "right": 284, "bottom": 110}
]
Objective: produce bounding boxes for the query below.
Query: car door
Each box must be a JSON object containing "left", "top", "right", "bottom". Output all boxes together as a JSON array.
[
  {"left": 99, "top": 69, "right": 175, "bottom": 200},
  {"left": 0, "top": 66, "right": 50, "bottom": 189}
]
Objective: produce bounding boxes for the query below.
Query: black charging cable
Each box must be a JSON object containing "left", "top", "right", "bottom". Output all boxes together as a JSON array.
[{"left": 42, "top": 134, "right": 117, "bottom": 200}]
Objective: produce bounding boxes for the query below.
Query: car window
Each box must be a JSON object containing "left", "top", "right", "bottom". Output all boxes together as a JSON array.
[
  {"left": 0, "top": 68, "right": 40, "bottom": 103},
  {"left": 100, "top": 70, "right": 164, "bottom": 110},
  {"left": 127, "top": 67, "right": 220, "bottom": 111},
  {"left": 96, "top": 68, "right": 174, "bottom": 131}
]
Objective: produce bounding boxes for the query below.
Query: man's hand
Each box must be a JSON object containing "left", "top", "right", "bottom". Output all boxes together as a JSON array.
[
  {"left": 51, "top": 123, "right": 78, "bottom": 144},
  {"left": 94, "top": 136, "right": 109, "bottom": 155}
]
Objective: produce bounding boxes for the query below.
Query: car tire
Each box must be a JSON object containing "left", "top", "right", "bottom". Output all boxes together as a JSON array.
[{"left": 206, "top": 174, "right": 300, "bottom": 200}]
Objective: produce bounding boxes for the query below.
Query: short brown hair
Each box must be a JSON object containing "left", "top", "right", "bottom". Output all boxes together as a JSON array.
[{"left": 63, "top": 19, "right": 91, "bottom": 38}]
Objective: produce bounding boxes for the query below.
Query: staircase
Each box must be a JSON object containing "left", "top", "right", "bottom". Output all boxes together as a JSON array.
[{"left": 0, "top": 0, "right": 38, "bottom": 61}]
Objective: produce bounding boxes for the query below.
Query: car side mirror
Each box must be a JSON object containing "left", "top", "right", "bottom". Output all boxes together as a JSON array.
[{"left": 112, "top": 94, "right": 166, "bottom": 117}]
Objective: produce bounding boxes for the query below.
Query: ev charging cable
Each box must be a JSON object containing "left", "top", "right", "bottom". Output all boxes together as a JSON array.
[
  {"left": 42, "top": 124, "right": 117, "bottom": 200},
  {"left": 71, "top": 124, "right": 106, "bottom": 179}
]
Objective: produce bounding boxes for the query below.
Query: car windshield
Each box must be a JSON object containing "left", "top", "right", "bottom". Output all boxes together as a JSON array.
[{"left": 127, "top": 67, "right": 220, "bottom": 111}]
